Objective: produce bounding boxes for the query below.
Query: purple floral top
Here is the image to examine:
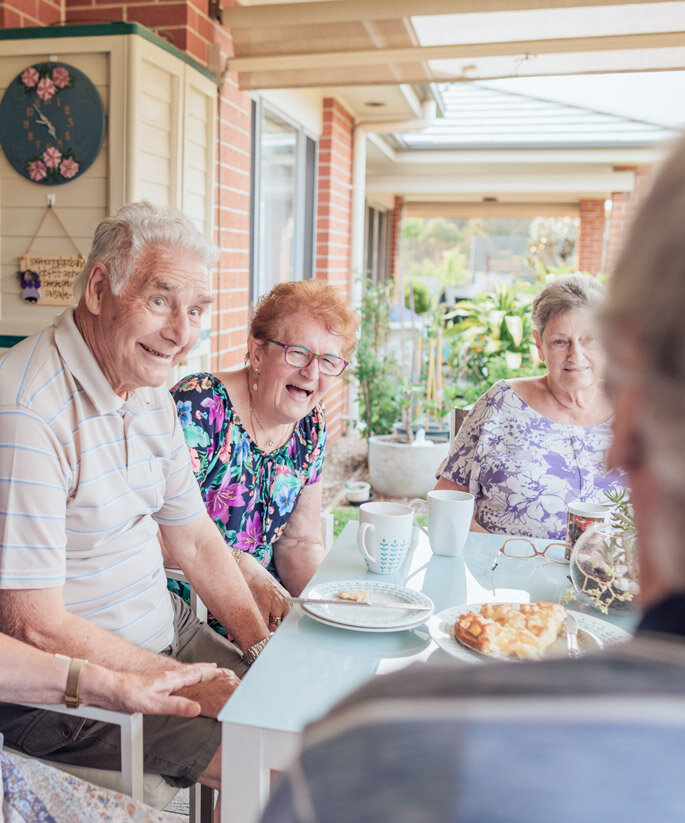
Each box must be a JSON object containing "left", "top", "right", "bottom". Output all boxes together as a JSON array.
[
  {"left": 167, "top": 373, "right": 325, "bottom": 630},
  {"left": 438, "top": 381, "right": 627, "bottom": 539}
]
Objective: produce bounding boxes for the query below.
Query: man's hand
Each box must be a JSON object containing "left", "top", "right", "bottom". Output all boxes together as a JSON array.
[
  {"left": 173, "top": 668, "right": 241, "bottom": 718},
  {"left": 81, "top": 662, "right": 220, "bottom": 717},
  {"left": 239, "top": 553, "right": 291, "bottom": 631}
]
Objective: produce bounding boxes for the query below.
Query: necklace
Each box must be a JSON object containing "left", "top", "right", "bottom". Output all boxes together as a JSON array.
[{"left": 246, "top": 373, "right": 292, "bottom": 452}]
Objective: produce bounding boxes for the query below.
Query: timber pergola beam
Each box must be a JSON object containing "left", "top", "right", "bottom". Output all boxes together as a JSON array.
[
  {"left": 224, "top": 0, "right": 675, "bottom": 28},
  {"left": 227, "top": 30, "right": 685, "bottom": 73}
]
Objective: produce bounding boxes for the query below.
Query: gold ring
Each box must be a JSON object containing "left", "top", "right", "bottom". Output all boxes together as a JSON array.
[{"left": 272, "top": 617, "right": 282, "bottom": 626}]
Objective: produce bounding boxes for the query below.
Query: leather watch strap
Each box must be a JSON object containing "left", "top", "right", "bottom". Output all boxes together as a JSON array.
[{"left": 65, "top": 657, "right": 87, "bottom": 709}]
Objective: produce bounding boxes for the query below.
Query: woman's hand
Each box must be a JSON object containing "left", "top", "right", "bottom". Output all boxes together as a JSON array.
[
  {"left": 171, "top": 668, "right": 241, "bottom": 719},
  {"left": 238, "top": 553, "right": 291, "bottom": 631}
]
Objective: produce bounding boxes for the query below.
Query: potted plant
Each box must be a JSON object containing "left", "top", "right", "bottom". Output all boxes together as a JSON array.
[
  {"left": 442, "top": 281, "right": 546, "bottom": 410},
  {"left": 352, "top": 277, "right": 451, "bottom": 499}
]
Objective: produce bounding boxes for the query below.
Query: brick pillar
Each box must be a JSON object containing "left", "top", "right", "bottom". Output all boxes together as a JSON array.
[
  {"left": 0, "top": 0, "right": 61, "bottom": 27},
  {"left": 212, "top": 29, "right": 253, "bottom": 371},
  {"left": 389, "top": 195, "right": 404, "bottom": 281},
  {"left": 316, "top": 97, "right": 354, "bottom": 440},
  {"left": 605, "top": 164, "right": 655, "bottom": 274},
  {"left": 64, "top": 0, "right": 216, "bottom": 63},
  {"left": 577, "top": 199, "right": 606, "bottom": 275}
]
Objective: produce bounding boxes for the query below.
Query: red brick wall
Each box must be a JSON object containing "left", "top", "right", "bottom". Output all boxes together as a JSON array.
[
  {"left": 316, "top": 97, "right": 354, "bottom": 439},
  {"left": 64, "top": 0, "right": 213, "bottom": 63},
  {"left": 605, "top": 164, "right": 655, "bottom": 274},
  {"left": 0, "top": 0, "right": 62, "bottom": 27},
  {"left": 577, "top": 199, "right": 606, "bottom": 274},
  {"left": 389, "top": 195, "right": 404, "bottom": 280},
  {"left": 211, "top": 25, "right": 252, "bottom": 372}
]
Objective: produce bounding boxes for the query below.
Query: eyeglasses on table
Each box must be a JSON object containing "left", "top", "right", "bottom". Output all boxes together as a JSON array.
[{"left": 491, "top": 538, "right": 568, "bottom": 571}]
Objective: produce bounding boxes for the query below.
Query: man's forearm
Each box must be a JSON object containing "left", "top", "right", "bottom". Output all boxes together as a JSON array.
[
  {"left": 7, "top": 607, "right": 182, "bottom": 674},
  {"left": 183, "top": 544, "right": 269, "bottom": 650},
  {"left": 162, "top": 518, "right": 269, "bottom": 650}
]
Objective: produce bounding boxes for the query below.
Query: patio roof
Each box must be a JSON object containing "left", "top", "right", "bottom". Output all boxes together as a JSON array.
[
  {"left": 226, "top": 0, "right": 685, "bottom": 266},
  {"left": 224, "top": 0, "right": 685, "bottom": 92},
  {"left": 393, "top": 82, "right": 676, "bottom": 150}
]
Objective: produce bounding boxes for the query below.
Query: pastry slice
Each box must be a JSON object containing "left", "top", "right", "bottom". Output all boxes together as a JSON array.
[{"left": 337, "top": 589, "right": 369, "bottom": 602}]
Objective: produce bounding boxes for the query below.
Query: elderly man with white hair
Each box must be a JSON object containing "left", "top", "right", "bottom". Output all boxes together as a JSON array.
[
  {"left": 260, "top": 139, "right": 685, "bottom": 823},
  {"left": 0, "top": 202, "right": 286, "bottom": 808}
]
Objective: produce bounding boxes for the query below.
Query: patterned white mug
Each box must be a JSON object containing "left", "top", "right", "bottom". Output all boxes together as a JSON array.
[{"left": 357, "top": 501, "right": 415, "bottom": 574}]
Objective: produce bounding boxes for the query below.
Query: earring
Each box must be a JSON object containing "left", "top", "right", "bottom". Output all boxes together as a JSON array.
[{"left": 252, "top": 368, "right": 259, "bottom": 392}]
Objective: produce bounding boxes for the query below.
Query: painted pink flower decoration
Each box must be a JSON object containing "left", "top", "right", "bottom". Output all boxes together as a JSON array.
[
  {"left": 21, "top": 67, "right": 39, "bottom": 88},
  {"left": 59, "top": 158, "right": 79, "bottom": 179},
  {"left": 36, "top": 78, "right": 56, "bottom": 102},
  {"left": 52, "top": 67, "right": 70, "bottom": 88},
  {"left": 42, "top": 146, "right": 62, "bottom": 168},
  {"left": 29, "top": 160, "right": 47, "bottom": 181}
]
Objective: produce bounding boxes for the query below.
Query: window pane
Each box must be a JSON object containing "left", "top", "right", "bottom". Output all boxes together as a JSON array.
[{"left": 257, "top": 109, "right": 297, "bottom": 296}]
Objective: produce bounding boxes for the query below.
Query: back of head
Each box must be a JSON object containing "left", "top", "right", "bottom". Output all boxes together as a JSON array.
[
  {"left": 605, "top": 135, "right": 685, "bottom": 508},
  {"left": 249, "top": 279, "right": 359, "bottom": 359},
  {"left": 531, "top": 272, "right": 606, "bottom": 335},
  {"left": 73, "top": 201, "right": 219, "bottom": 298}
]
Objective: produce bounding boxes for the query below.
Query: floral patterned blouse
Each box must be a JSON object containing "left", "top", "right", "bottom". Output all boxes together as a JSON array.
[
  {"left": 167, "top": 373, "right": 326, "bottom": 630},
  {"left": 438, "top": 381, "right": 627, "bottom": 539}
]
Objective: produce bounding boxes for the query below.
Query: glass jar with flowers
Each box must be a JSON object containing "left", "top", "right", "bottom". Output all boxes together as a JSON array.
[{"left": 569, "top": 488, "right": 639, "bottom": 614}]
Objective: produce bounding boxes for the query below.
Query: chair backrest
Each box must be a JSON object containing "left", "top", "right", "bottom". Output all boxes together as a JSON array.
[
  {"left": 320, "top": 511, "right": 335, "bottom": 552},
  {"left": 449, "top": 406, "right": 470, "bottom": 440}
]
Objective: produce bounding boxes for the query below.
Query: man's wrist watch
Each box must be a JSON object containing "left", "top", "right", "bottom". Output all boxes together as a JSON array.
[
  {"left": 241, "top": 637, "right": 269, "bottom": 667},
  {"left": 64, "top": 657, "right": 87, "bottom": 708}
]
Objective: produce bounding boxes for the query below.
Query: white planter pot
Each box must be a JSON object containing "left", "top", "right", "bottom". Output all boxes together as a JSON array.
[{"left": 368, "top": 434, "right": 450, "bottom": 499}]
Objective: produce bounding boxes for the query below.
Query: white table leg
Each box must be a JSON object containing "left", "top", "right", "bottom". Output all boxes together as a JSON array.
[{"left": 221, "top": 722, "right": 269, "bottom": 823}]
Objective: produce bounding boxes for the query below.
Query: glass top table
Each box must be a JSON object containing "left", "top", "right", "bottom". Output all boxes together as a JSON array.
[{"left": 218, "top": 521, "right": 637, "bottom": 822}]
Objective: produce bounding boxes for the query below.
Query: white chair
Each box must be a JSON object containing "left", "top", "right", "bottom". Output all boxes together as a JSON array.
[
  {"left": 321, "top": 511, "right": 335, "bottom": 552},
  {"left": 7, "top": 702, "right": 178, "bottom": 808},
  {"left": 8, "top": 568, "right": 215, "bottom": 823}
]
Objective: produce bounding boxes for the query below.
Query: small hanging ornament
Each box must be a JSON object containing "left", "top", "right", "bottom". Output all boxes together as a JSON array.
[{"left": 17, "top": 269, "right": 41, "bottom": 302}]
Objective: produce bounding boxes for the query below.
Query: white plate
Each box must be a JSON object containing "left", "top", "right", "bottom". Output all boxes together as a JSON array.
[
  {"left": 428, "top": 603, "right": 631, "bottom": 663},
  {"left": 301, "top": 580, "right": 434, "bottom": 632}
]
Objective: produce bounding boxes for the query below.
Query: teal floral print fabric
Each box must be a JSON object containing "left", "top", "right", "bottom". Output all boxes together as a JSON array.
[{"left": 168, "top": 373, "right": 325, "bottom": 631}]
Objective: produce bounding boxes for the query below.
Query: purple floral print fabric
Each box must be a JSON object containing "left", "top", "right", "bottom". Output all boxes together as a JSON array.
[{"left": 438, "top": 381, "right": 627, "bottom": 539}]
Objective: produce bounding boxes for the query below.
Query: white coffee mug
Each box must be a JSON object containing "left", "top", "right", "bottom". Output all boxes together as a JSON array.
[
  {"left": 357, "top": 501, "right": 415, "bottom": 574},
  {"left": 410, "top": 490, "right": 475, "bottom": 557}
]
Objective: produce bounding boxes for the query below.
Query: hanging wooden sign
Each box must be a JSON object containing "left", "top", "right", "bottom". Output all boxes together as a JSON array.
[
  {"left": 18, "top": 253, "right": 84, "bottom": 305},
  {"left": 17, "top": 203, "right": 84, "bottom": 305}
]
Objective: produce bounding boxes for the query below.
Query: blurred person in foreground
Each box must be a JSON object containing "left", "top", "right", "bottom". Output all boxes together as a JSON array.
[
  {"left": 260, "top": 139, "right": 685, "bottom": 823},
  {"left": 0, "top": 632, "right": 210, "bottom": 821},
  {"left": 168, "top": 280, "right": 358, "bottom": 634},
  {"left": 436, "top": 273, "right": 626, "bottom": 538},
  {"left": 0, "top": 202, "right": 274, "bottom": 814}
]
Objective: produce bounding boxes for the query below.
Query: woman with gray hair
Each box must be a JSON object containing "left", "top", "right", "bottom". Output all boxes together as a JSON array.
[
  {"left": 437, "top": 273, "right": 626, "bottom": 539},
  {"left": 604, "top": 136, "right": 685, "bottom": 611}
]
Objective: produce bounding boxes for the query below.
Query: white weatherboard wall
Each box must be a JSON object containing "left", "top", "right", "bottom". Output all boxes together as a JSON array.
[{"left": 0, "top": 27, "right": 216, "bottom": 381}]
